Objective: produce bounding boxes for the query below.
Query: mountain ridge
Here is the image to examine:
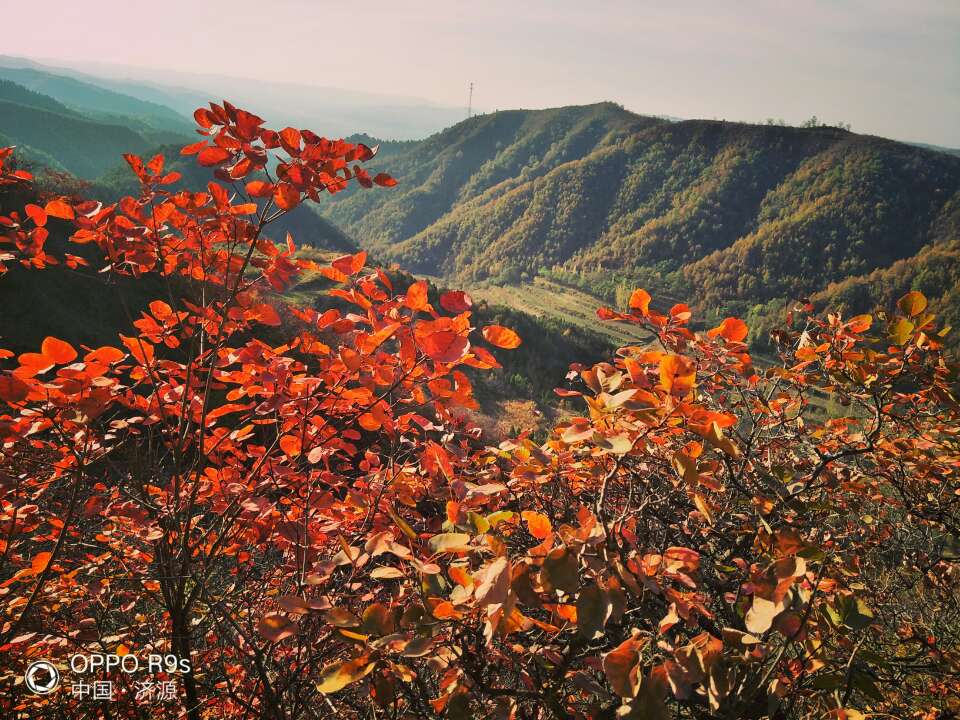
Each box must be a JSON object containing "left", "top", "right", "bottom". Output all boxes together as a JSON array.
[{"left": 318, "top": 103, "right": 960, "bottom": 346}]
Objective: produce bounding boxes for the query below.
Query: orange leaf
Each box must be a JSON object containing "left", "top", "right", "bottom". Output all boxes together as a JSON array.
[
  {"left": 405, "top": 281, "right": 429, "bottom": 311},
  {"left": 25, "top": 204, "right": 47, "bottom": 227},
  {"left": 521, "top": 511, "right": 552, "bottom": 539},
  {"left": 279, "top": 434, "right": 302, "bottom": 457},
  {"left": 332, "top": 251, "right": 367, "bottom": 276},
  {"left": 629, "top": 288, "right": 651, "bottom": 315},
  {"left": 258, "top": 614, "right": 297, "bottom": 643},
  {"left": 230, "top": 203, "right": 258, "bottom": 215},
  {"left": 659, "top": 354, "right": 696, "bottom": 396},
  {"left": 44, "top": 199, "right": 74, "bottom": 220},
  {"left": 373, "top": 173, "right": 397, "bottom": 187},
  {"left": 603, "top": 636, "right": 646, "bottom": 698},
  {"left": 432, "top": 602, "right": 458, "bottom": 619},
  {"left": 41, "top": 337, "right": 77, "bottom": 364},
  {"left": 897, "top": 290, "right": 927, "bottom": 318},
  {"left": 273, "top": 183, "right": 300, "bottom": 211},
  {"left": 31, "top": 552, "right": 52, "bottom": 574},
  {"left": 707, "top": 317, "right": 748, "bottom": 342},
  {"left": 85, "top": 346, "right": 125, "bottom": 364},
  {"left": 439, "top": 290, "right": 473, "bottom": 313},
  {"left": 420, "top": 331, "right": 469, "bottom": 363},
  {"left": 245, "top": 180, "right": 274, "bottom": 198},
  {"left": 482, "top": 325, "right": 521, "bottom": 349},
  {"left": 120, "top": 335, "right": 155, "bottom": 366}
]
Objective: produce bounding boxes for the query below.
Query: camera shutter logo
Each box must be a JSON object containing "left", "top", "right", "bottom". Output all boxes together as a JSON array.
[{"left": 25, "top": 660, "right": 61, "bottom": 695}]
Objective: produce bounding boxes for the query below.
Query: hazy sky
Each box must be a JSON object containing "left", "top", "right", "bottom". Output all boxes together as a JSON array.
[{"left": 5, "top": 0, "right": 959, "bottom": 145}]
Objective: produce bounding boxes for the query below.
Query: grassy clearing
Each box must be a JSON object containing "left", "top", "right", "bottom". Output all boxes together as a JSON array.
[{"left": 431, "top": 277, "right": 651, "bottom": 347}]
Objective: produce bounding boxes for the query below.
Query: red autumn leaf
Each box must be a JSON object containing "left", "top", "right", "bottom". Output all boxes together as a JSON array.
[
  {"left": 120, "top": 335, "right": 155, "bottom": 366},
  {"left": 279, "top": 127, "right": 302, "bottom": 156},
  {"left": 482, "top": 325, "right": 522, "bottom": 349},
  {"left": 193, "top": 108, "right": 217, "bottom": 128},
  {"left": 439, "top": 291, "right": 473, "bottom": 313},
  {"left": 373, "top": 173, "right": 398, "bottom": 187},
  {"left": 249, "top": 303, "right": 282, "bottom": 327},
  {"left": 245, "top": 180, "right": 274, "bottom": 198},
  {"left": 258, "top": 614, "right": 297, "bottom": 643},
  {"left": 332, "top": 251, "right": 367, "bottom": 276},
  {"left": 319, "top": 266, "right": 350, "bottom": 283},
  {"left": 279, "top": 434, "right": 302, "bottom": 458},
  {"left": 228, "top": 157, "right": 253, "bottom": 180},
  {"left": 146, "top": 154, "right": 164, "bottom": 176},
  {"left": 24, "top": 204, "right": 47, "bottom": 227},
  {"left": 273, "top": 183, "right": 300, "bottom": 211},
  {"left": 44, "top": 199, "right": 74, "bottom": 220},
  {"left": 420, "top": 331, "right": 469, "bottom": 363},
  {"left": 197, "top": 146, "right": 232, "bottom": 167},
  {"left": 233, "top": 109, "right": 264, "bottom": 141},
  {"left": 0, "top": 374, "right": 29, "bottom": 403},
  {"left": 670, "top": 303, "right": 692, "bottom": 322},
  {"left": 180, "top": 140, "right": 209, "bottom": 156}
]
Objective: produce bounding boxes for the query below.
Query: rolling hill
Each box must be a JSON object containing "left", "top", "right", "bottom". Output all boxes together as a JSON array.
[
  {"left": 0, "top": 97, "right": 150, "bottom": 179},
  {"left": 319, "top": 103, "right": 960, "bottom": 346},
  {"left": 0, "top": 55, "right": 466, "bottom": 141},
  {"left": 0, "top": 64, "right": 193, "bottom": 139},
  {"left": 0, "top": 75, "right": 192, "bottom": 180}
]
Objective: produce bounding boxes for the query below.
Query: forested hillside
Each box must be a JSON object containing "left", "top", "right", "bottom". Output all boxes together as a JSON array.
[
  {"left": 0, "top": 98, "right": 149, "bottom": 178},
  {"left": 0, "top": 73, "right": 194, "bottom": 179},
  {"left": 0, "top": 65, "right": 193, "bottom": 138},
  {"left": 321, "top": 104, "right": 960, "bottom": 346}
]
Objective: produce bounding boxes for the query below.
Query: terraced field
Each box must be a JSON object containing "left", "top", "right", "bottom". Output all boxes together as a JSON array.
[
  {"left": 284, "top": 249, "right": 646, "bottom": 349},
  {"left": 437, "top": 278, "right": 651, "bottom": 347}
]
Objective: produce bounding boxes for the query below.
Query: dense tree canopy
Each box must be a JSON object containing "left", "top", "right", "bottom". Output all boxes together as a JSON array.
[
  {"left": 319, "top": 106, "right": 960, "bottom": 352},
  {"left": 1, "top": 104, "right": 959, "bottom": 720}
]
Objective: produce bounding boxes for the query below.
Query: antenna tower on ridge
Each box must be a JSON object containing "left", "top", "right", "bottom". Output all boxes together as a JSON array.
[{"left": 468, "top": 82, "right": 473, "bottom": 119}]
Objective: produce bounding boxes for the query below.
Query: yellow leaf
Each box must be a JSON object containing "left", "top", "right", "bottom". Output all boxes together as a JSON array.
[
  {"left": 316, "top": 656, "right": 376, "bottom": 694},
  {"left": 897, "top": 290, "right": 927, "bottom": 318},
  {"left": 889, "top": 318, "right": 914, "bottom": 345},
  {"left": 427, "top": 533, "right": 471, "bottom": 554},
  {"left": 745, "top": 596, "right": 783, "bottom": 634}
]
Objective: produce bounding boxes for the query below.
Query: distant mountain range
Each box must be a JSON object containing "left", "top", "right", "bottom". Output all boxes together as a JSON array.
[
  {"left": 0, "top": 64, "right": 356, "bottom": 253},
  {"left": 0, "top": 55, "right": 467, "bottom": 141},
  {"left": 318, "top": 103, "right": 960, "bottom": 347}
]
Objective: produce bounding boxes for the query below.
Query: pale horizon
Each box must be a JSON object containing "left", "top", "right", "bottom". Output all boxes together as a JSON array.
[{"left": 2, "top": 0, "right": 958, "bottom": 146}]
